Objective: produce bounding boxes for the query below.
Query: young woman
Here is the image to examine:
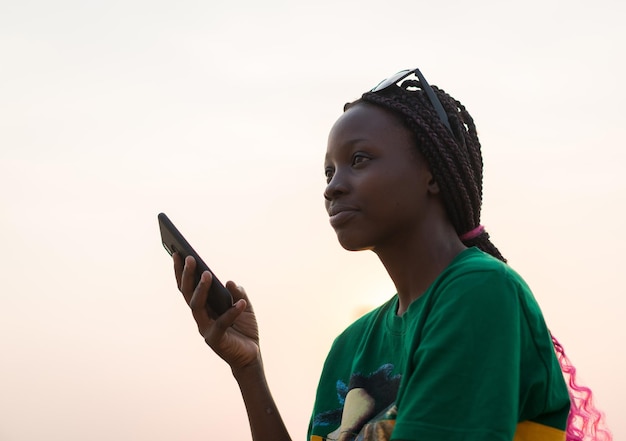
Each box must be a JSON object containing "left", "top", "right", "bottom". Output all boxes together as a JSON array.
[{"left": 172, "top": 68, "right": 611, "bottom": 441}]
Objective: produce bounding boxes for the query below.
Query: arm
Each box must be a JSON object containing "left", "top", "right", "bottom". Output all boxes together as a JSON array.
[
  {"left": 233, "top": 360, "right": 291, "bottom": 441},
  {"left": 174, "top": 254, "right": 292, "bottom": 441}
]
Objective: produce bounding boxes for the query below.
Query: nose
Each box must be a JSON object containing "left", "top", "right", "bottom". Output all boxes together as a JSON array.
[{"left": 323, "top": 171, "right": 348, "bottom": 201}]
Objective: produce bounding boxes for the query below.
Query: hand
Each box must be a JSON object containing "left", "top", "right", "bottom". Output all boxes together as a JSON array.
[{"left": 173, "top": 253, "right": 260, "bottom": 370}]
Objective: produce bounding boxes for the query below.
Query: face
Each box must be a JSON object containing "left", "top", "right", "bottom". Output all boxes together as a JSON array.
[{"left": 324, "top": 102, "right": 439, "bottom": 252}]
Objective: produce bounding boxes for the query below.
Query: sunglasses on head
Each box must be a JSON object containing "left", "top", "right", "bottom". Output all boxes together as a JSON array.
[{"left": 371, "top": 68, "right": 453, "bottom": 134}]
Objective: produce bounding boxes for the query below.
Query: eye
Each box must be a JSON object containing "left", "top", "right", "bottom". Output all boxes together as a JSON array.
[
  {"left": 352, "top": 152, "right": 371, "bottom": 167},
  {"left": 324, "top": 167, "right": 334, "bottom": 184}
]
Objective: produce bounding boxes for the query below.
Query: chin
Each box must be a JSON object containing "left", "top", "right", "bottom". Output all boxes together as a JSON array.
[{"left": 335, "top": 233, "right": 374, "bottom": 252}]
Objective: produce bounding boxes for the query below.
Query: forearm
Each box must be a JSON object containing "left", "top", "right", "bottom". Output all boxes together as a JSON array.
[{"left": 233, "top": 359, "right": 292, "bottom": 441}]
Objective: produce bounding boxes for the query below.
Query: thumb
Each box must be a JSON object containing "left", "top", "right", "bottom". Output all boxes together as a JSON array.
[
  {"left": 226, "top": 281, "right": 254, "bottom": 311},
  {"left": 211, "top": 298, "right": 247, "bottom": 333}
]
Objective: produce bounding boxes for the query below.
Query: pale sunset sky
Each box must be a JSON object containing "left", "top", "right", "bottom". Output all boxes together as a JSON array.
[{"left": 1, "top": 0, "right": 624, "bottom": 440}]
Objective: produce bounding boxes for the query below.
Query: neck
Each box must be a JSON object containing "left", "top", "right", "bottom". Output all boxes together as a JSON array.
[{"left": 374, "top": 222, "right": 466, "bottom": 316}]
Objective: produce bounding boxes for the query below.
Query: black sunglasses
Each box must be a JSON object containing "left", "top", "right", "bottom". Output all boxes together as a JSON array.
[{"left": 371, "top": 68, "right": 453, "bottom": 134}]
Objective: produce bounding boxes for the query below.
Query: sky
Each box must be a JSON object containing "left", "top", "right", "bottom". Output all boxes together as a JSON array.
[{"left": 1, "top": 0, "right": 624, "bottom": 440}]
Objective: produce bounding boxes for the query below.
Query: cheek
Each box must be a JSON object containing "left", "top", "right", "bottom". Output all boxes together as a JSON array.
[
  {"left": 375, "top": 174, "right": 421, "bottom": 205},
  {"left": 378, "top": 179, "right": 427, "bottom": 223}
]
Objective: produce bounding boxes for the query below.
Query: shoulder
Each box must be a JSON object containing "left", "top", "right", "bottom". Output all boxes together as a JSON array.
[
  {"left": 416, "top": 248, "right": 539, "bottom": 326},
  {"left": 433, "top": 247, "right": 531, "bottom": 301},
  {"left": 443, "top": 247, "right": 525, "bottom": 283}
]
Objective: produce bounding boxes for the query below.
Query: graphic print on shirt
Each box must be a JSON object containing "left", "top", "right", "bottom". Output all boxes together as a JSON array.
[{"left": 312, "top": 363, "right": 401, "bottom": 441}]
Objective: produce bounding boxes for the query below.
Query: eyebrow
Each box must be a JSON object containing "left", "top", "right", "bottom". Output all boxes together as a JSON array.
[{"left": 324, "top": 138, "right": 369, "bottom": 162}]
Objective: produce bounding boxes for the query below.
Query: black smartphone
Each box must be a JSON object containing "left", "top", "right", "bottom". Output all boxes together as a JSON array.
[{"left": 158, "top": 212, "right": 233, "bottom": 316}]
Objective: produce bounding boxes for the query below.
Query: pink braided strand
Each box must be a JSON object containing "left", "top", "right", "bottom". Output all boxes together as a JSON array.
[
  {"left": 551, "top": 336, "right": 612, "bottom": 441},
  {"left": 459, "top": 225, "right": 485, "bottom": 241}
]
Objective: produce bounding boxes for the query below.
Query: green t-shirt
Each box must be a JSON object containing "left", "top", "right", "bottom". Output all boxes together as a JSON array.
[{"left": 308, "top": 247, "right": 570, "bottom": 441}]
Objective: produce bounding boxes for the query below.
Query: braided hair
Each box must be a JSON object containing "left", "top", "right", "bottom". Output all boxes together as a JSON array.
[
  {"left": 349, "top": 80, "right": 505, "bottom": 261},
  {"left": 350, "top": 77, "right": 612, "bottom": 441}
]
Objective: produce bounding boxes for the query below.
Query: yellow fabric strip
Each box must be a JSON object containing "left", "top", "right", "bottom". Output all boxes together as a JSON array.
[
  {"left": 311, "top": 420, "right": 566, "bottom": 440},
  {"left": 514, "top": 421, "right": 566, "bottom": 441}
]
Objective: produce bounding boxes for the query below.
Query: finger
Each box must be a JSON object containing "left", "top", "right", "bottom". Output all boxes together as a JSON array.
[
  {"left": 225, "top": 280, "right": 254, "bottom": 311},
  {"left": 180, "top": 255, "right": 197, "bottom": 305},
  {"left": 204, "top": 298, "right": 247, "bottom": 343},
  {"left": 189, "top": 272, "right": 246, "bottom": 334},
  {"left": 173, "top": 252, "right": 184, "bottom": 288},
  {"left": 189, "top": 270, "right": 212, "bottom": 313},
  {"left": 190, "top": 272, "right": 236, "bottom": 319}
]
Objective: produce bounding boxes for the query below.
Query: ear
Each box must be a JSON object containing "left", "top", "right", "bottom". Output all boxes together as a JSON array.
[{"left": 425, "top": 171, "right": 440, "bottom": 195}]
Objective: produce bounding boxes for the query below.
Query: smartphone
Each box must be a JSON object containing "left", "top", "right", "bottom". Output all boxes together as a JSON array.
[{"left": 158, "top": 212, "right": 233, "bottom": 316}]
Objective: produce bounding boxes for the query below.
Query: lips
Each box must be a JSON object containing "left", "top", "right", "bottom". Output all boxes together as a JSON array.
[{"left": 328, "top": 205, "right": 358, "bottom": 228}]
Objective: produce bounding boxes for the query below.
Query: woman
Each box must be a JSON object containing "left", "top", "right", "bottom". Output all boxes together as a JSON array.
[{"left": 173, "top": 68, "right": 610, "bottom": 441}]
